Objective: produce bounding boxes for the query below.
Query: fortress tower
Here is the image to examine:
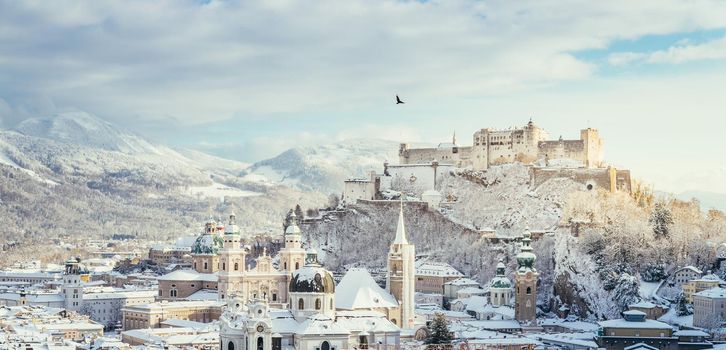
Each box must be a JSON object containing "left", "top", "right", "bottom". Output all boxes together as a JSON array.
[
  {"left": 515, "top": 229, "right": 539, "bottom": 324},
  {"left": 386, "top": 202, "right": 416, "bottom": 329},
  {"left": 580, "top": 128, "right": 603, "bottom": 168}
]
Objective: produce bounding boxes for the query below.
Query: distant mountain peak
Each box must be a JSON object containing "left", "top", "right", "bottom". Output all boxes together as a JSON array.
[{"left": 14, "top": 112, "right": 159, "bottom": 154}]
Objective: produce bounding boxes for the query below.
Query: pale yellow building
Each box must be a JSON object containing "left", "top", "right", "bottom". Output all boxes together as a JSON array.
[{"left": 121, "top": 300, "right": 223, "bottom": 330}]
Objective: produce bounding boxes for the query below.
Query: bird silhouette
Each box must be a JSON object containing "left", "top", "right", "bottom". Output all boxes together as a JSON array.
[{"left": 396, "top": 95, "right": 404, "bottom": 104}]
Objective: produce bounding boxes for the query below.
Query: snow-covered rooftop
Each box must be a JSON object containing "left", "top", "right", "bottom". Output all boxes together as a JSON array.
[
  {"left": 415, "top": 261, "right": 464, "bottom": 277},
  {"left": 694, "top": 287, "right": 726, "bottom": 299},
  {"left": 335, "top": 268, "right": 398, "bottom": 310},
  {"left": 598, "top": 318, "right": 672, "bottom": 330}
]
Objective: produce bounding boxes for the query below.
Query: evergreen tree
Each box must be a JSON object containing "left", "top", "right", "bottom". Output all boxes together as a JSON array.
[
  {"left": 675, "top": 292, "right": 693, "bottom": 316},
  {"left": 649, "top": 202, "right": 674, "bottom": 238},
  {"left": 295, "top": 204, "right": 304, "bottom": 220},
  {"left": 425, "top": 312, "right": 453, "bottom": 348}
]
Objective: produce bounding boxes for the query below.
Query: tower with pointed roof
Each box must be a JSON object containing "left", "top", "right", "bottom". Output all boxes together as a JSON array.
[
  {"left": 386, "top": 202, "right": 416, "bottom": 329},
  {"left": 515, "top": 228, "right": 538, "bottom": 323},
  {"left": 279, "top": 212, "right": 307, "bottom": 273},
  {"left": 63, "top": 257, "right": 84, "bottom": 312}
]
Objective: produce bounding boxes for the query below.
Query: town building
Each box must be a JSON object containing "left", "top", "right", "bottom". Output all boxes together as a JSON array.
[
  {"left": 597, "top": 310, "right": 677, "bottom": 350},
  {"left": 683, "top": 273, "right": 723, "bottom": 303},
  {"left": 415, "top": 261, "right": 464, "bottom": 295},
  {"left": 628, "top": 301, "right": 668, "bottom": 320},
  {"left": 693, "top": 287, "right": 726, "bottom": 328},
  {"left": 673, "top": 266, "right": 702, "bottom": 286},
  {"left": 121, "top": 300, "right": 224, "bottom": 330}
]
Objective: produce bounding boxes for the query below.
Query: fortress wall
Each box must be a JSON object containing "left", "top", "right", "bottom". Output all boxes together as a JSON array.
[
  {"left": 538, "top": 140, "right": 587, "bottom": 164},
  {"left": 530, "top": 167, "right": 624, "bottom": 193},
  {"left": 399, "top": 146, "right": 472, "bottom": 166},
  {"left": 615, "top": 169, "right": 632, "bottom": 193}
]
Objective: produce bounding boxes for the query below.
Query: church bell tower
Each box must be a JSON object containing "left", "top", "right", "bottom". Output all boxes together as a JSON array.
[
  {"left": 386, "top": 202, "right": 415, "bottom": 329},
  {"left": 515, "top": 228, "right": 539, "bottom": 324}
]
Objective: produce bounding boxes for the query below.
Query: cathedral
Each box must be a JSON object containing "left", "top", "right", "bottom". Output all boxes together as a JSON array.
[{"left": 219, "top": 204, "right": 416, "bottom": 350}]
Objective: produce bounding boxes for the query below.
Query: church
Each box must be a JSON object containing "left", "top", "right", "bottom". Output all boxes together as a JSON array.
[{"left": 219, "top": 204, "right": 416, "bottom": 350}]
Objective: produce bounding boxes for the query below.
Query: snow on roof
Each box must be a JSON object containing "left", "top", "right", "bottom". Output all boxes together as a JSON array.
[
  {"left": 335, "top": 268, "right": 398, "bottom": 310},
  {"left": 185, "top": 289, "right": 219, "bottom": 301},
  {"left": 598, "top": 318, "right": 672, "bottom": 330},
  {"left": 160, "top": 319, "right": 216, "bottom": 331},
  {"left": 465, "top": 320, "right": 522, "bottom": 330},
  {"left": 623, "top": 310, "right": 647, "bottom": 316},
  {"left": 694, "top": 287, "right": 726, "bottom": 299},
  {"left": 527, "top": 333, "right": 598, "bottom": 348},
  {"left": 335, "top": 311, "right": 400, "bottom": 333},
  {"left": 624, "top": 343, "right": 659, "bottom": 350},
  {"left": 538, "top": 319, "right": 600, "bottom": 332},
  {"left": 445, "top": 277, "right": 480, "bottom": 286},
  {"left": 629, "top": 301, "right": 658, "bottom": 309},
  {"left": 674, "top": 330, "right": 709, "bottom": 337},
  {"left": 297, "top": 314, "right": 350, "bottom": 336},
  {"left": 675, "top": 266, "right": 703, "bottom": 275},
  {"left": 157, "top": 269, "right": 217, "bottom": 282},
  {"left": 415, "top": 261, "right": 464, "bottom": 277},
  {"left": 457, "top": 287, "right": 486, "bottom": 295}
]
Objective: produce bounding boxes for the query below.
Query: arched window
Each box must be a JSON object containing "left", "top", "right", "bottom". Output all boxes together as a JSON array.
[
  {"left": 321, "top": 341, "right": 330, "bottom": 350},
  {"left": 284, "top": 262, "right": 287, "bottom": 270},
  {"left": 257, "top": 337, "right": 264, "bottom": 350},
  {"left": 526, "top": 287, "right": 532, "bottom": 295},
  {"left": 330, "top": 298, "right": 333, "bottom": 309},
  {"left": 295, "top": 262, "right": 299, "bottom": 270},
  {"left": 315, "top": 298, "right": 321, "bottom": 310},
  {"left": 170, "top": 289, "right": 177, "bottom": 297},
  {"left": 222, "top": 262, "right": 226, "bottom": 271},
  {"left": 204, "top": 262, "right": 208, "bottom": 270},
  {"left": 227, "top": 341, "right": 235, "bottom": 350},
  {"left": 234, "top": 263, "right": 239, "bottom": 271},
  {"left": 298, "top": 298, "right": 304, "bottom": 309}
]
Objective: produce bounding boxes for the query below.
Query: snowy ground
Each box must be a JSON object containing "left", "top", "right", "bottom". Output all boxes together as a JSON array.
[
  {"left": 184, "top": 182, "right": 261, "bottom": 199},
  {"left": 658, "top": 308, "right": 693, "bottom": 327}
]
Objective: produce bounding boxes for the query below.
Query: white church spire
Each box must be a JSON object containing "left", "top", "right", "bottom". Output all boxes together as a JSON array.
[{"left": 394, "top": 200, "right": 408, "bottom": 244}]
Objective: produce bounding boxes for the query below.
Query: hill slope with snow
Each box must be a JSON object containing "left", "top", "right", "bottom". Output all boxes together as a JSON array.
[{"left": 241, "top": 139, "right": 400, "bottom": 194}]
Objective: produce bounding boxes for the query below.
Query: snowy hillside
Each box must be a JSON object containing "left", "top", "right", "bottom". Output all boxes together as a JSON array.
[
  {"left": 241, "top": 138, "right": 400, "bottom": 195},
  {"left": 15, "top": 112, "right": 162, "bottom": 154},
  {"left": 0, "top": 113, "right": 326, "bottom": 241}
]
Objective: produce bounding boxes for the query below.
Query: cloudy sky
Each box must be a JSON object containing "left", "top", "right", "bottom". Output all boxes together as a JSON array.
[{"left": 1, "top": 0, "right": 725, "bottom": 195}]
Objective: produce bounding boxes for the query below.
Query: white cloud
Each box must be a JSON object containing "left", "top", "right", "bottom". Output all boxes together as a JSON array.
[
  {"left": 2, "top": 0, "right": 726, "bottom": 126},
  {"left": 608, "top": 34, "right": 726, "bottom": 65}
]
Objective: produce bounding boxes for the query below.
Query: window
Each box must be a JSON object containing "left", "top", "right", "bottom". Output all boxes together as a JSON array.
[
  {"left": 228, "top": 341, "right": 235, "bottom": 350},
  {"left": 272, "top": 293, "right": 277, "bottom": 302},
  {"left": 234, "top": 263, "right": 239, "bottom": 271},
  {"left": 526, "top": 287, "right": 532, "bottom": 295},
  {"left": 359, "top": 335, "right": 368, "bottom": 349},
  {"left": 170, "top": 289, "right": 178, "bottom": 297},
  {"left": 204, "top": 262, "right": 208, "bottom": 270},
  {"left": 295, "top": 262, "right": 300, "bottom": 270},
  {"left": 284, "top": 262, "right": 287, "bottom": 270},
  {"left": 298, "top": 298, "right": 304, "bottom": 309},
  {"left": 321, "top": 341, "right": 330, "bottom": 350},
  {"left": 222, "top": 263, "right": 226, "bottom": 270},
  {"left": 315, "top": 298, "right": 321, "bottom": 310}
]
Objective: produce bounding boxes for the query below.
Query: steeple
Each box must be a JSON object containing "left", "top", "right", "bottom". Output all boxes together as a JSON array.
[
  {"left": 452, "top": 130, "right": 457, "bottom": 145},
  {"left": 394, "top": 201, "right": 408, "bottom": 245}
]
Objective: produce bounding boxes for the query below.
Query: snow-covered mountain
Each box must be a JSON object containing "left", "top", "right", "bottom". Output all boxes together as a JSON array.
[
  {"left": 0, "top": 112, "right": 325, "bottom": 241},
  {"left": 15, "top": 112, "right": 162, "bottom": 154},
  {"left": 241, "top": 138, "right": 400, "bottom": 194}
]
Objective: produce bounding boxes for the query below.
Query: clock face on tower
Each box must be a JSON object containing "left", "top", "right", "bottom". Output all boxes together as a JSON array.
[{"left": 256, "top": 325, "right": 264, "bottom": 333}]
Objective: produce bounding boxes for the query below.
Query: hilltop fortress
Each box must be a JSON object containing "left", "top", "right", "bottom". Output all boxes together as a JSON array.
[
  {"left": 399, "top": 120, "right": 603, "bottom": 170},
  {"left": 344, "top": 120, "right": 632, "bottom": 207}
]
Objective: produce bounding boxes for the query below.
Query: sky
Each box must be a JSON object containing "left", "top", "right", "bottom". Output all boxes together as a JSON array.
[{"left": 0, "top": 0, "right": 725, "bottom": 195}]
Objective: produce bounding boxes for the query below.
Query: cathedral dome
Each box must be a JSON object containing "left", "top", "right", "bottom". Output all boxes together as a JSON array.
[
  {"left": 191, "top": 228, "right": 224, "bottom": 255},
  {"left": 289, "top": 249, "right": 335, "bottom": 293}
]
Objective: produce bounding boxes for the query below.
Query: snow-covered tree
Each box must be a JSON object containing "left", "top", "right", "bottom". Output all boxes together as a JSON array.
[
  {"left": 424, "top": 312, "right": 453, "bottom": 348},
  {"left": 649, "top": 202, "right": 674, "bottom": 239}
]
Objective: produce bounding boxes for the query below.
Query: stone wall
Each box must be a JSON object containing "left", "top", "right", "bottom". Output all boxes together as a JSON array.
[{"left": 530, "top": 166, "right": 631, "bottom": 193}]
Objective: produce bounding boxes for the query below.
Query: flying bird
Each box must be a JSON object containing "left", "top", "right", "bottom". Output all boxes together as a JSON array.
[{"left": 396, "top": 95, "right": 404, "bottom": 104}]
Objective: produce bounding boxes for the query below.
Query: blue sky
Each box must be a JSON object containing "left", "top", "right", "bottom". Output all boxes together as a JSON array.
[{"left": 0, "top": 0, "right": 725, "bottom": 195}]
